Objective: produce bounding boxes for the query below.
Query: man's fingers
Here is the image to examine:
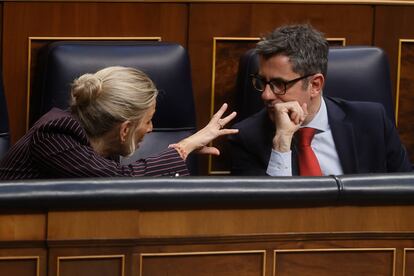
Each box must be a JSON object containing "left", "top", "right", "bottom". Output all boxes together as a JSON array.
[
  {"left": 289, "top": 109, "right": 305, "bottom": 124},
  {"left": 275, "top": 101, "right": 308, "bottom": 125},
  {"left": 301, "top": 102, "right": 308, "bottom": 116}
]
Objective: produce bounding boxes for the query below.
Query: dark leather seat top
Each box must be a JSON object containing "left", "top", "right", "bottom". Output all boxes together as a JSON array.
[{"left": 1, "top": 173, "right": 413, "bottom": 209}]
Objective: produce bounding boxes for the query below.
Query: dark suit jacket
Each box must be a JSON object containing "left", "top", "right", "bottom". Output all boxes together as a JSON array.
[
  {"left": 229, "top": 97, "right": 412, "bottom": 176},
  {"left": 0, "top": 108, "right": 189, "bottom": 179}
]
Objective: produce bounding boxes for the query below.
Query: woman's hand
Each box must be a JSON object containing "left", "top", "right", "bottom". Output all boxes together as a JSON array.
[{"left": 171, "top": 103, "right": 238, "bottom": 159}]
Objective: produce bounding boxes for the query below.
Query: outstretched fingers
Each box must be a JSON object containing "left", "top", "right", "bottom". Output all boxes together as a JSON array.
[
  {"left": 184, "top": 103, "right": 239, "bottom": 157},
  {"left": 212, "top": 103, "right": 229, "bottom": 121},
  {"left": 211, "top": 103, "right": 238, "bottom": 132},
  {"left": 219, "top": 111, "right": 237, "bottom": 127}
]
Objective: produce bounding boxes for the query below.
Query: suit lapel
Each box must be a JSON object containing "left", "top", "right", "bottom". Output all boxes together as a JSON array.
[
  {"left": 325, "top": 97, "right": 359, "bottom": 174},
  {"left": 259, "top": 111, "right": 274, "bottom": 166}
]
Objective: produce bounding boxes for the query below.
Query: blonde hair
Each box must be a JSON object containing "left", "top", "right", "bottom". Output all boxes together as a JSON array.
[{"left": 70, "top": 66, "right": 158, "bottom": 138}]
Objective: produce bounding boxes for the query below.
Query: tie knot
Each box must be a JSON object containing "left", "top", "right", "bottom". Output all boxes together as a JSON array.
[{"left": 298, "top": 127, "right": 316, "bottom": 147}]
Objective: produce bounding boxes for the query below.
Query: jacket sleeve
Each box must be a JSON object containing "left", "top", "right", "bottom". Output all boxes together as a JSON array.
[
  {"left": 228, "top": 133, "right": 268, "bottom": 176},
  {"left": 30, "top": 119, "right": 189, "bottom": 177},
  {"left": 384, "top": 110, "right": 413, "bottom": 172}
]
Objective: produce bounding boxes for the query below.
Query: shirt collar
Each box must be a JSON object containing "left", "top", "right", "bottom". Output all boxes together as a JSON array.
[{"left": 302, "top": 97, "right": 329, "bottom": 132}]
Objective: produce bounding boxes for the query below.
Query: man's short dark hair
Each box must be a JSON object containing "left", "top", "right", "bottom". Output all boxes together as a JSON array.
[{"left": 256, "top": 24, "right": 329, "bottom": 77}]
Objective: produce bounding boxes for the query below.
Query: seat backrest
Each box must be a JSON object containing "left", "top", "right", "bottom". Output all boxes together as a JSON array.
[
  {"left": 0, "top": 71, "right": 10, "bottom": 160},
  {"left": 31, "top": 41, "right": 197, "bottom": 173},
  {"left": 234, "top": 46, "right": 395, "bottom": 124}
]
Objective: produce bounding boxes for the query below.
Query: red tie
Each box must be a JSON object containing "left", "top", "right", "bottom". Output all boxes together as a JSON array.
[{"left": 297, "top": 127, "right": 322, "bottom": 176}]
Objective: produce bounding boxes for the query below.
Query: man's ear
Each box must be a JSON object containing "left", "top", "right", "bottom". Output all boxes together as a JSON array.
[
  {"left": 310, "top": 73, "right": 325, "bottom": 97},
  {"left": 119, "top": 120, "right": 132, "bottom": 144}
]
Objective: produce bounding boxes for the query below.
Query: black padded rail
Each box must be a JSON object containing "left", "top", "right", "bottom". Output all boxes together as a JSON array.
[
  {"left": 2, "top": 174, "right": 414, "bottom": 210},
  {"left": 337, "top": 172, "right": 414, "bottom": 204},
  {"left": 0, "top": 177, "right": 338, "bottom": 209}
]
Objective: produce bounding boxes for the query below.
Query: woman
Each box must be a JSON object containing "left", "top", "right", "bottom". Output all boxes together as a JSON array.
[{"left": 0, "top": 66, "right": 238, "bottom": 179}]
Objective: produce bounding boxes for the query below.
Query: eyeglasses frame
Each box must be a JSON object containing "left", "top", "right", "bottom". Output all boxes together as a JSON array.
[{"left": 250, "top": 73, "right": 316, "bottom": 95}]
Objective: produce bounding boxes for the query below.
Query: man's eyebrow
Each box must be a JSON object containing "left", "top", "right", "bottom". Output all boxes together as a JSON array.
[
  {"left": 256, "top": 73, "right": 285, "bottom": 82},
  {"left": 268, "top": 77, "right": 286, "bottom": 82}
]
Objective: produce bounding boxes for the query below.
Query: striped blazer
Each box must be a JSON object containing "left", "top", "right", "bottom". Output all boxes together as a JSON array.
[{"left": 0, "top": 108, "right": 189, "bottom": 180}]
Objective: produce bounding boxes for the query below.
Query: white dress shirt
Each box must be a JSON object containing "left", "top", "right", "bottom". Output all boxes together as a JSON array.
[{"left": 266, "top": 98, "right": 344, "bottom": 176}]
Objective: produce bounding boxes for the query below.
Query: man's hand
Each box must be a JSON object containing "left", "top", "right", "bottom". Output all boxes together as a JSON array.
[{"left": 272, "top": 101, "right": 308, "bottom": 152}]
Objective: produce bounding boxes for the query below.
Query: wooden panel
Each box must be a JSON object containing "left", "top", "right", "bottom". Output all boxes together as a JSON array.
[
  {"left": 396, "top": 40, "right": 414, "bottom": 163},
  {"left": 0, "top": 257, "right": 39, "bottom": 276},
  {"left": 48, "top": 210, "right": 140, "bottom": 240},
  {"left": 0, "top": 249, "right": 47, "bottom": 276},
  {"left": 375, "top": 6, "right": 414, "bottom": 165},
  {"left": 135, "top": 237, "right": 414, "bottom": 276},
  {"left": 2, "top": 208, "right": 414, "bottom": 275},
  {"left": 405, "top": 249, "right": 414, "bottom": 276},
  {"left": 138, "top": 205, "right": 414, "bottom": 237},
  {"left": 0, "top": 213, "right": 46, "bottom": 241},
  {"left": 374, "top": 6, "right": 414, "bottom": 92},
  {"left": 0, "top": 3, "right": 3, "bottom": 67},
  {"left": 48, "top": 247, "right": 133, "bottom": 276},
  {"left": 209, "top": 38, "right": 259, "bottom": 174},
  {"left": 274, "top": 249, "right": 395, "bottom": 276},
  {"left": 2, "top": 2, "right": 188, "bottom": 144},
  {"left": 140, "top": 251, "right": 265, "bottom": 276},
  {"left": 188, "top": 3, "right": 373, "bottom": 174},
  {"left": 328, "top": 38, "right": 347, "bottom": 47},
  {"left": 57, "top": 255, "right": 124, "bottom": 276}
]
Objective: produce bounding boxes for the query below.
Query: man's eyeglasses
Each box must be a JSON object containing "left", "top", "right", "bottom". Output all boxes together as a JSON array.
[{"left": 250, "top": 73, "right": 315, "bottom": 95}]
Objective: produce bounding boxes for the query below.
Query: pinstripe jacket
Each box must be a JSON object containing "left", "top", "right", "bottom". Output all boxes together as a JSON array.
[{"left": 0, "top": 108, "right": 189, "bottom": 180}]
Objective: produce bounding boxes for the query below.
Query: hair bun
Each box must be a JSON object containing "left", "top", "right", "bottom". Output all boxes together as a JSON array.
[{"left": 71, "top": 73, "right": 103, "bottom": 107}]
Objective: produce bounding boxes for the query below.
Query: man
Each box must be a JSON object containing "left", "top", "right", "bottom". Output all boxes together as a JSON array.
[{"left": 229, "top": 24, "right": 412, "bottom": 176}]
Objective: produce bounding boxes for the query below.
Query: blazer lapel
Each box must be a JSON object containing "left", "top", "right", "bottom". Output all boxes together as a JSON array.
[
  {"left": 238, "top": 109, "right": 274, "bottom": 169},
  {"left": 260, "top": 111, "right": 275, "bottom": 166},
  {"left": 325, "top": 97, "right": 359, "bottom": 174}
]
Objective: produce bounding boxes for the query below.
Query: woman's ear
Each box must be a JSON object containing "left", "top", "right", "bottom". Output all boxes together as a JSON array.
[
  {"left": 119, "top": 120, "right": 132, "bottom": 144},
  {"left": 310, "top": 73, "right": 325, "bottom": 97}
]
